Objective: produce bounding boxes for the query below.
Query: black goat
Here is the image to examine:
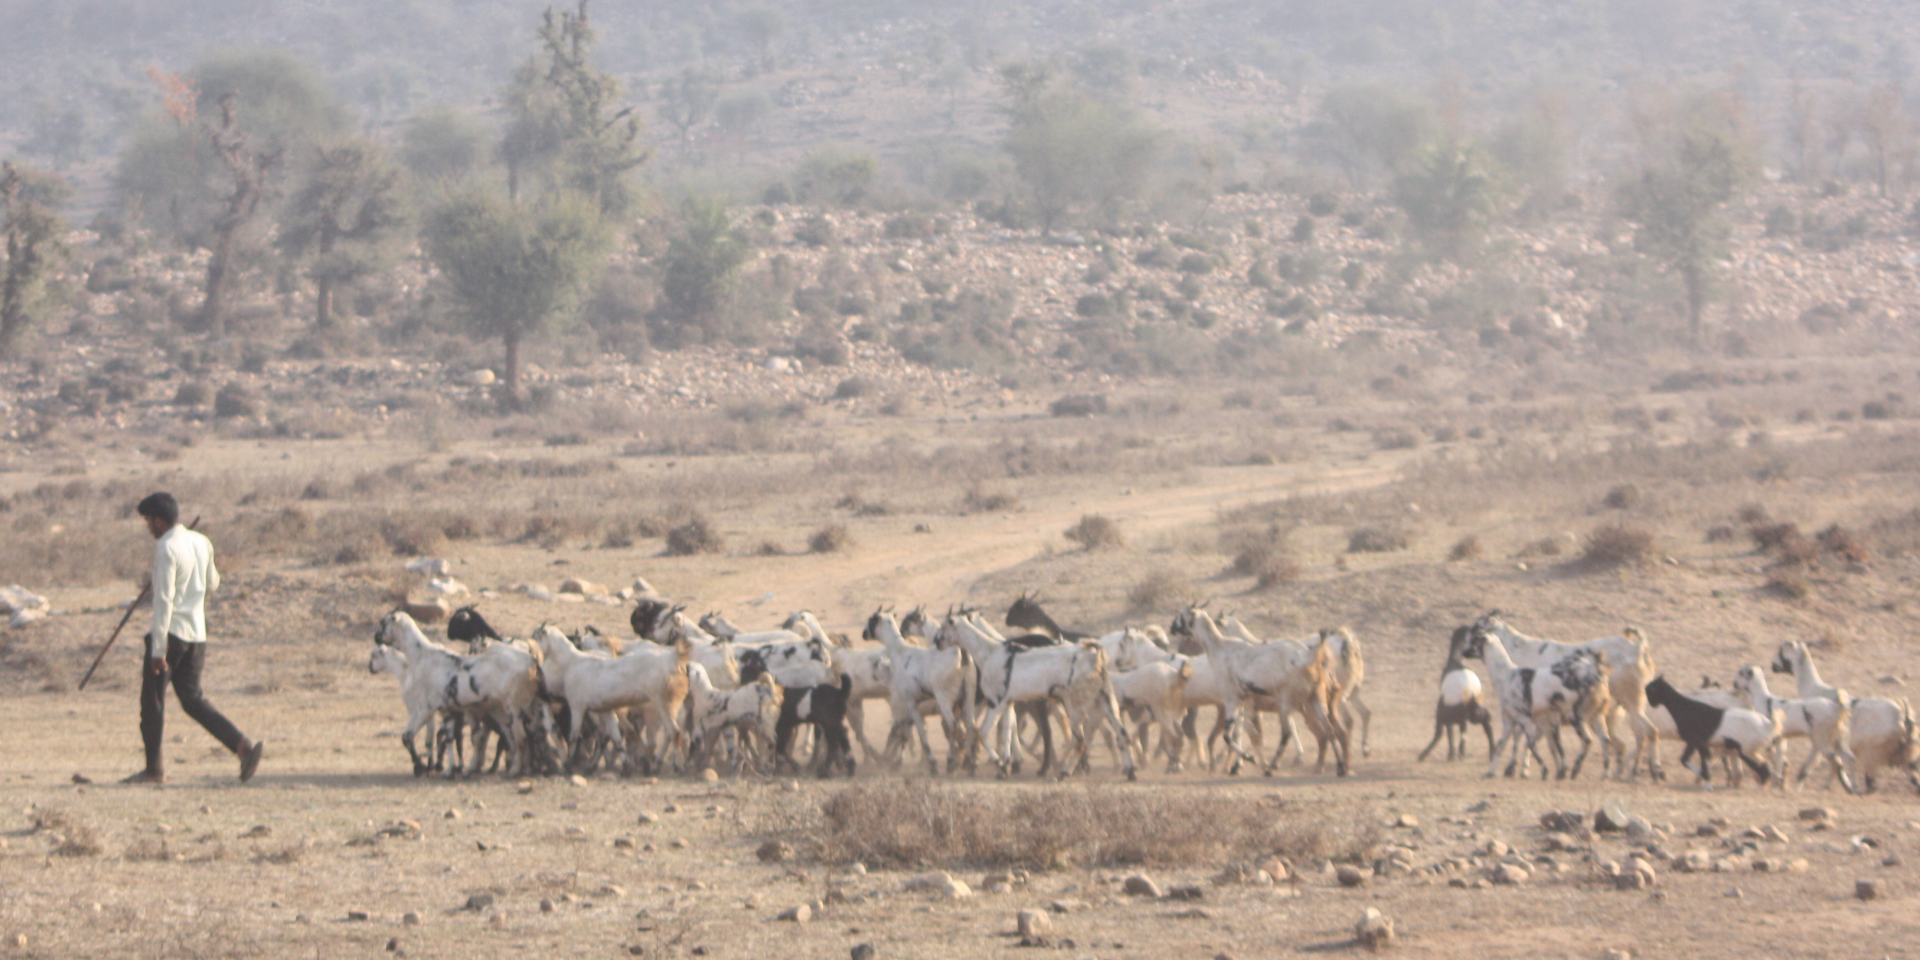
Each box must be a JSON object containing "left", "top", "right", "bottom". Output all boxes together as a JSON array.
[
  {"left": 1644, "top": 676, "right": 1773, "bottom": 788},
  {"left": 1419, "top": 626, "right": 1495, "bottom": 762},
  {"left": 774, "top": 673, "right": 856, "bottom": 778}
]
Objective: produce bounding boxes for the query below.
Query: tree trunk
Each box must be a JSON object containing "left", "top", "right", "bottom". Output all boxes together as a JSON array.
[
  {"left": 199, "top": 229, "right": 235, "bottom": 337},
  {"left": 314, "top": 275, "right": 334, "bottom": 330},
  {"left": 500, "top": 329, "right": 524, "bottom": 410},
  {"left": 1682, "top": 262, "right": 1706, "bottom": 346}
]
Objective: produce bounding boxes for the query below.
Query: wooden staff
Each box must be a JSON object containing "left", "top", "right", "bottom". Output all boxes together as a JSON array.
[{"left": 77, "top": 516, "right": 201, "bottom": 691}]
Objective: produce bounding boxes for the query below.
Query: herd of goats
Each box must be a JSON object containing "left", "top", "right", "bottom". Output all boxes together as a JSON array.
[{"left": 366, "top": 595, "right": 1920, "bottom": 794}]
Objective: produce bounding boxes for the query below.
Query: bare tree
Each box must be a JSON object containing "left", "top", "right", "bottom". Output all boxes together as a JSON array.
[
  {"left": 279, "top": 140, "right": 408, "bottom": 331},
  {"left": 197, "top": 93, "right": 280, "bottom": 336}
]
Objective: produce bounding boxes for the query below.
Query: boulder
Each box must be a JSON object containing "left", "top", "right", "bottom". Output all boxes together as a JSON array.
[
  {"left": 1594, "top": 806, "right": 1633, "bottom": 833},
  {"left": 777, "top": 904, "right": 811, "bottom": 923},
  {"left": 1354, "top": 907, "right": 1394, "bottom": 951},
  {"left": 559, "top": 578, "right": 608, "bottom": 597},
  {"left": 1016, "top": 909, "right": 1050, "bottom": 938},
  {"left": 1122, "top": 874, "right": 1162, "bottom": 897},
  {"left": 1492, "top": 863, "right": 1530, "bottom": 885},
  {"left": 1335, "top": 865, "right": 1369, "bottom": 888}
]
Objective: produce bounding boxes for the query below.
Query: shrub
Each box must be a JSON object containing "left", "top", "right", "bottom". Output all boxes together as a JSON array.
[
  {"left": 1064, "top": 514, "right": 1126, "bottom": 550},
  {"left": 665, "top": 513, "right": 726, "bottom": 556},
  {"left": 833, "top": 377, "right": 871, "bottom": 399},
  {"left": 214, "top": 383, "right": 260, "bottom": 418},
  {"left": 1127, "top": 568, "right": 1190, "bottom": 612},
  {"left": 1372, "top": 427, "right": 1419, "bottom": 450},
  {"left": 173, "top": 381, "right": 212, "bottom": 406},
  {"left": 808, "top": 524, "right": 853, "bottom": 553},
  {"left": 1748, "top": 522, "right": 1803, "bottom": 554},
  {"left": 1816, "top": 524, "right": 1871, "bottom": 565},
  {"left": 1347, "top": 525, "right": 1409, "bottom": 553},
  {"left": 962, "top": 486, "right": 1021, "bottom": 514},
  {"left": 1049, "top": 393, "right": 1109, "bottom": 417},
  {"left": 1582, "top": 523, "right": 1655, "bottom": 567},
  {"left": 1232, "top": 542, "right": 1300, "bottom": 589},
  {"left": 1602, "top": 484, "right": 1641, "bottom": 510},
  {"left": 836, "top": 492, "right": 892, "bottom": 517},
  {"left": 1764, "top": 568, "right": 1811, "bottom": 600},
  {"left": 1448, "top": 535, "right": 1483, "bottom": 561},
  {"left": 1704, "top": 524, "right": 1738, "bottom": 543}
]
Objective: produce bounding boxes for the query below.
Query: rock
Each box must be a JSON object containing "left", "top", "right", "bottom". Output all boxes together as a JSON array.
[
  {"left": 1394, "top": 814, "right": 1419, "bottom": 828},
  {"left": 1625, "top": 817, "right": 1655, "bottom": 840},
  {"left": 701, "top": 768, "right": 720, "bottom": 782},
  {"left": 1540, "top": 811, "right": 1584, "bottom": 832},
  {"left": 1604, "top": 951, "right": 1633, "bottom": 960},
  {"left": 402, "top": 912, "right": 420, "bottom": 926},
  {"left": 1857, "top": 879, "right": 1880, "bottom": 901},
  {"left": 904, "top": 871, "right": 970, "bottom": 898},
  {"left": 1761, "top": 824, "right": 1790, "bottom": 843},
  {"left": 1594, "top": 806, "right": 1632, "bottom": 833},
  {"left": 1752, "top": 859, "right": 1780, "bottom": 873},
  {"left": 777, "top": 904, "right": 811, "bottom": 923},
  {"left": 850, "top": 944, "right": 876, "bottom": 960},
  {"left": 669, "top": 839, "right": 688, "bottom": 850},
  {"left": 9, "top": 935, "right": 24, "bottom": 949},
  {"left": 1262, "top": 858, "right": 1291, "bottom": 882},
  {"left": 559, "top": 578, "right": 608, "bottom": 597},
  {"left": 403, "top": 599, "right": 449, "bottom": 624},
  {"left": 1166, "top": 884, "right": 1205, "bottom": 901},
  {"left": 464, "top": 893, "right": 496, "bottom": 912},
  {"left": 539, "top": 899, "right": 555, "bottom": 914},
  {"left": 663, "top": 804, "right": 681, "bottom": 814},
  {"left": 1048, "top": 900, "right": 1089, "bottom": 914},
  {"left": 347, "top": 910, "right": 371, "bottom": 922},
  {"left": 757, "top": 840, "right": 792, "bottom": 863},
  {"left": 1334, "top": 865, "right": 1368, "bottom": 888},
  {"left": 1017, "top": 909, "right": 1051, "bottom": 937},
  {"left": 515, "top": 781, "right": 534, "bottom": 795},
  {"left": 1354, "top": 907, "right": 1394, "bottom": 951},
  {"left": 1884, "top": 853, "right": 1903, "bottom": 868},
  {"left": 1798, "top": 807, "right": 1835, "bottom": 823},
  {"left": 1467, "top": 800, "right": 1492, "bottom": 813},
  {"left": 1677, "top": 851, "right": 1712, "bottom": 873},
  {"left": 465, "top": 369, "right": 496, "bottom": 387},
  {"left": 943, "top": 879, "right": 973, "bottom": 899},
  {"left": 1123, "top": 874, "right": 1163, "bottom": 897},
  {"left": 1483, "top": 840, "right": 1510, "bottom": 858},
  {"left": 637, "top": 811, "right": 658, "bottom": 825},
  {"left": 1492, "top": 863, "right": 1530, "bottom": 885},
  {"left": 598, "top": 885, "right": 626, "bottom": 898},
  {"left": 1696, "top": 824, "right": 1721, "bottom": 838},
  {"left": 1786, "top": 858, "right": 1809, "bottom": 873}
]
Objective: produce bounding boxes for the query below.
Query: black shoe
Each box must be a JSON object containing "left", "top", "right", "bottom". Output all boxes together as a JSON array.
[{"left": 239, "top": 741, "right": 265, "bottom": 783}]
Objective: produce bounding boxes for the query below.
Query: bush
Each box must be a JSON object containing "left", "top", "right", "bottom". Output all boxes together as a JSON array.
[
  {"left": 833, "top": 377, "right": 871, "bottom": 399},
  {"left": 1764, "top": 568, "right": 1811, "bottom": 600},
  {"left": 962, "top": 486, "right": 1021, "bottom": 513},
  {"left": 1448, "top": 535, "right": 1483, "bottom": 561},
  {"left": 1602, "top": 484, "right": 1641, "bottom": 510},
  {"left": 1127, "top": 568, "right": 1190, "bottom": 612},
  {"left": 665, "top": 513, "right": 726, "bottom": 556},
  {"left": 1582, "top": 523, "right": 1655, "bottom": 567},
  {"left": 1049, "top": 393, "right": 1109, "bottom": 417},
  {"left": 1347, "top": 525, "right": 1410, "bottom": 553},
  {"left": 1064, "top": 514, "right": 1125, "bottom": 550},
  {"left": 808, "top": 524, "right": 853, "bottom": 554},
  {"left": 214, "top": 383, "right": 261, "bottom": 418},
  {"left": 173, "top": 381, "right": 212, "bottom": 406},
  {"left": 1817, "top": 524, "right": 1871, "bottom": 565},
  {"left": 1232, "top": 542, "right": 1300, "bottom": 589}
]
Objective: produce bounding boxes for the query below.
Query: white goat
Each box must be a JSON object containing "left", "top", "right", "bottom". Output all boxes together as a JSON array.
[
  {"left": 935, "top": 614, "right": 1135, "bottom": 781},
  {"left": 1110, "top": 656, "right": 1196, "bottom": 773},
  {"left": 1467, "top": 627, "right": 1612, "bottom": 781},
  {"left": 1169, "top": 607, "right": 1346, "bottom": 777},
  {"left": 1470, "top": 613, "right": 1657, "bottom": 780},
  {"left": 864, "top": 609, "right": 976, "bottom": 774},
  {"left": 535, "top": 625, "right": 691, "bottom": 774},
  {"left": 1732, "top": 664, "right": 1856, "bottom": 791},
  {"left": 372, "top": 611, "right": 540, "bottom": 777},
  {"left": 683, "top": 662, "right": 783, "bottom": 776},
  {"left": 699, "top": 611, "right": 807, "bottom": 646},
  {"left": 1771, "top": 640, "right": 1919, "bottom": 792}
]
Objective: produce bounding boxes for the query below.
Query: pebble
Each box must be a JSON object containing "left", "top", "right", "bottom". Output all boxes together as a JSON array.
[
  {"left": 663, "top": 804, "right": 681, "bottom": 814},
  {"left": 1049, "top": 900, "right": 1089, "bottom": 913},
  {"left": 1798, "top": 807, "right": 1835, "bottom": 823},
  {"left": 1354, "top": 907, "right": 1394, "bottom": 951},
  {"left": 1492, "top": 863, "right": 1530, "bottom": 885},
  {"left": 1166, "top": 884, "right": 1205, "bottom": 901},
  {"left": 1263, "top": 858, "right": 1291, "bottom": 882},
  {"left": 637, "top": 811, "right": 658, "bottom": 825},
  {"left": 1123, "top": 874, "right": 1163, "bottom": 897},
  {"left": 701, "top": 768, "right": 720, "bottom": 782},
  {"left": 777, "top": 904, "right": 811, "bottom": 923},
  {"left": 539, "top": 899, "right": 555, "bottom": 914},
  {"left": 1857, "top": 879, "right": 1880, "bottom": 901},
  {"left": 1017, "top": 909, "right": 1051, "bottom": 937},
  {"left": 1604, "top": 951, "right": 1633, "bottom": 960},
  {"left": 465, "top": 893, "right": 496, "bottom": 912},
  {"left": 1334, "top": 865, "right": 1368, "bottom": 888},
  {"left": 1884, "top": 853, "right": 1903, "bottom": 868},
  {"left": 1394, "top": 814, "right": 1419, "bottom": 828},
  {"left": 515, "top": 781, "right": 534, "bottom": 795},
  {"left": 1594, "top": 806, "right": 1632, "bottom": 833},
  {"left": 850, "top": 944, "right": 876, "bottom": 960},
  {"left": 757, "top": 840, "right": 793, "bottom": 863},
  {"left": 669, "top": 838, "right": 688, "bottom": 850},
  {"left": 402, "top": 912, "right": 420, "bottom": 926},
  {"left": 443, "top": 809, "right": 461, "bottom": 820},
  {"left": 347, "top": 910, "right": 370, "bottom": 922}
]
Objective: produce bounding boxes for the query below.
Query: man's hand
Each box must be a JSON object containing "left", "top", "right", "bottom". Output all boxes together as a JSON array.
[{"left": 146, "top": 657, "right": 167, "bottom": 677}]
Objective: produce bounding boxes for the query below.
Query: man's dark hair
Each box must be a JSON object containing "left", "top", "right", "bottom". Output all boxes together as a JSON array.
[{"left": 136, "top": 492, "right": 180, "bottom": 525}]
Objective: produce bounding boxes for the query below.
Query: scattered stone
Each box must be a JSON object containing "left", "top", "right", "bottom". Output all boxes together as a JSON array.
[
  {"left": 464, "top": 893, "right": 496, "bottom": 912},
  {"left": 1334, "top": 865, "right": 1368, "bottom": 888},
  {"left": 669, "top": 838, "right": 688, "bottom": 850},
  {"left": 701, "top": 768, "right": 720, "bottom": 782},
  {"left": 1483, "top": 840, "right": 1510, "bottom": 858},
  {"left": 1595, "top": 806, "right": 1632, "bottom": 833},
  {"left": 10, "top": 935, "right": 24, "bottom": 949},
  {"left": 402, "top": 911, "right": 420, "bottom": 926},
  {"left": 1696, "top": 824, "right": 1721, "bottom": 838},
  {"left": 1492, "top": 863, "right": 1530, "bottom": 885},
  {"left": 851, "top": 945, "right": 876, "bottom": 960},
  {"left": 756, "top": 840, "right": 793, "bottom": 863},
  {"left": 627, "top": 946, "right": 647, "bottom": 957},
  {"left": 637, "top": 811, "right": 659, "bottom": 825},
  {"left": 1761, "top": 824, "right": 1790, "bottom": 843},
  {"left": 599, "top": 885, "right": 626, "bottom": 898},
  {"left": 1262, "top": 858, "right": 1291, "bottom": 883},
  {"left": 1725, "top": 887, "right": 1743, "bottom": 899},
  {"left": 1017, "top": 909, "right": 1051, "bottom": 937},
  {"left": 1466, "top": 800, "right": 1492, "bottom": 813},
  {"left": 515, "top": 781, "right": 534, "bottom": 795},
  {"left": 663, "top": 804, "right": 681, "bottom": 814},
  {"left": 1884, "top": 853, "right": 1903, "bottom": 868},
  {"left": 1354, "top": 907, "right": 1394, "bottom": 951},
  {"left": 1857, "top": 879, "right": 1880, "bottom": 901},
  {"left": 1165, "top": 884, "right": 1205, "bottom": 901},
  {"left": 347, "top": 910, "right": 371, "bottom": 922},
  {"left": 1394, "top": 814, "right": 1419, "bottom": 828},
  {"left": 1786, "top": 859, "right": 1809, "bottom": 873},
  {"left": 1677, "top": 851, "right": 1712, "bottom": 873},
  {"left": 1604, "top": 951, "right": 1633, "bottom": 960},
  {"left": 538, "top": 899, "right": 554, "bottom": 914},
  {"left": 1123, "top": 874, "right": 1163, "bottom": 897},
  {"left": 1625, "top": 817, "right": 1655, "bottom": 841},
  {"left": 1540, "top": 811, "right": 1584, "bottom": 832},
  {"left": 1049, "top": 899, "right": 1089, "bottom": 914},
  {"left": 1798, "top": 807, "right": 1835, "bottom": 823},
  {"left": 385, "top": 937, "right": 399, "bottom": 952},
  {"left": 777, "top": 904, "right": 811, "bottom": 923}
]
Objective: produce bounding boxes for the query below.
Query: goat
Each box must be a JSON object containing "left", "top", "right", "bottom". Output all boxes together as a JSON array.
[
  {"left": 1170, "top": 607, "right": 1345, "bottom": 777},
  {"left": 535, "top": 625, "right": 691, "bottom": 775},
  {"left": 1848, "top": 697, "right": 1920, "bottom": 793},
  {"left": 1643, "top": 676, "right": 1774, "bottom": 789},
  {"left": 864, "top": 609, "right": 976, "bottom": 775},
  {"left": 1732, "top": 664, "right": 1857, "bottom": 792},
  {"left": 1771, "top": 640, "right": 1845, "bottom": 704},
  {"left": 1110, "top": 655, "right": 1196, "bottom": 773},
  {"left": 683, "top": 663, "right": 783, "bottom": 776},
  {"left": 773, "top": 672, "right": 857, "bottom": 778},
  {"left": 372, "top": 611, "right": 540, "bottom": 777},
  {"left": 1418, "top": 627, "right": 1494, "bottom": 762},
  {"left": 936, "top": 613, "right": 1135, "bottom": 781},
  {"left": 1466, "top": 625, "right": 1611, "bottom": 780},
  {"left": 698, "top": 611, "right": 806, "bottom": 646},
  {"left": 786, "top": 610, "right": 893, "bottom": 764},
  {"left": 1469, "top": 613, "right": 1659, "bottom": 780}
]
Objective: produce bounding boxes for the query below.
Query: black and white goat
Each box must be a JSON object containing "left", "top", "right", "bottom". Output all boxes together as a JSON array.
[
  {"left": 1419, "top": 626, "right": 1494, "bottom": 761},
  {"left": 772, "top": 670, "right": 857, "bottom": 778},
  {"left": 1643, "top": 676, "right": 1775, "bottom": 789}
]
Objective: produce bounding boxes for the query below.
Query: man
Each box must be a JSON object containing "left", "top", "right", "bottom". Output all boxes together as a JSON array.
[{"left": 124, "top": 492, "right": 265, "bottom": 784}]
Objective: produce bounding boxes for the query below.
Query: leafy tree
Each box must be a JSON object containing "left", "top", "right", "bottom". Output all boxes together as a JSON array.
[
  {"left": 659, "top": 66, "right": 722, "bottom": 158},
  {"left": 278, "top": 140, "right": 408, "bottom": 331},
  {"left": 1304, "top": 83, "right": 1435, "bottom": 189},
  {"left": 794, "top": 147, "right": 878, "bottom": 206},
  {"left": 500, "top": 1, "right": 647, "bottom": 216},
  {"left": 657, "top": 196, "right": 750, "bottom": 345},
  {"left": 1, "top": 163, "right": 70, "bottom": 359},
  {"left": 1616, "top": 92, "right": 1758, "bottom": 344},
  {"left": 423, "top": 187, "right": 611, "bottom": 406},
  {"left": 400, "top": 105, "right": 490, "bottom": 183},
  {"left": 1000, "top": 64, "right": 1162, "bottom": 234},
  {"left": 1393, "top": 142, "right": 1504, "bottom": 262}
]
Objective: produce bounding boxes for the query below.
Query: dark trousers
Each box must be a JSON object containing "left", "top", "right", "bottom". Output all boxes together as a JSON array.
[{"left": 139, "top": 635, "right": 247, "bottom": 775}]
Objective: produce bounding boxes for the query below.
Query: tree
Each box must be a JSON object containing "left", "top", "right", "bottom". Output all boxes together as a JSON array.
[
  {"left": 1394, "top": 142, "right": 1504, "bottom": 262},
  {"left": 658, "top": 66, "right": 721, "bottom": 158},
  {"left": 500, "top": 1, "right": 647, "bottom": 217},
  {"left": 278, "top": 140, "right": 408, "bottom": 331},
  {"left": 1616, "top": 92, "right": 1758, "bottom": 344},
  {"left": 423, "top": 188, "right": 611, "bottom": 406},
  {"left": 657, "top": 196, "right": 750, "bottom": 345},
  {"left": 1000, "top": 64, "right": 1162, "bottom": 234},
  {"left": 1304, "top": 83, "right": 1435, "bottom": 189},
  {"left": 400, "top": 105, "right": 490, "bottom": 183},
  {"left": 1, "top": 163, "right": 70, "bottom": 359},
  {"left": 1860, "top": 82, "right": 1914, "bottom": 198}
]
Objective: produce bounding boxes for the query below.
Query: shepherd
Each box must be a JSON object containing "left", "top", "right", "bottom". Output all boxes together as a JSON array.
[{"left": 123, "top": 492, "right": 265, "bottom": 784}]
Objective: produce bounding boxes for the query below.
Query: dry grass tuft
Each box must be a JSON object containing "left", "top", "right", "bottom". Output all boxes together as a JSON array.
[
  {"left": 1127, "top": 568, "right": 1192, "bottom": 612},
  {"left": 1230, "top": 541, "right": 1301, "bottom": 589},
  {"left": 803, "top": 782, "right": 1381, "bottom": 870},
  {"left": 836, "top": 491, "right": 893, "bottom": 516},
  {"left": 962, "top": 485, "right": 1022, "bottom": 514},
  {"left": 808, "top": 524, "right": 854, "bottom": 554},
  {"left": 1448, "top": 535, "right": 1484, "bottom": 562},
  {"left": 1064, "top": 514, "right": 1126, "bottom": 550},
  {"left": 1346, "top": 525, "right": 1410, "bottom": 553},
  {"left": 1816, "top": 524, "right": 1871, "bottom": 564},
  {"left": 1764, "top": 567, "right": 1812, "bottom": 601},
  {"left": 665, "top": 513, "right": 726, "bottom": 556},
  {"left": 123, "top": 837, "right": 177, "bottom": 862},
  {"left": 34, "top": 807, "right": 103, "bottom": 857},
  {"left": 1583, "top": 523, "right": 1656, "bottom": 568}
]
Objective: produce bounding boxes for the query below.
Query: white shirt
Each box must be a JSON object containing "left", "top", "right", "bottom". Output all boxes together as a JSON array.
[{"left": 149, "top": 525, "right": 220, "bottom": 656}]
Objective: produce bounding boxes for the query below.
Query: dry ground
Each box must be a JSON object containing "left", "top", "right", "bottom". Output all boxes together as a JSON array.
[{"left": 2, "top": 358, "right": 1920, "bottom": 960}]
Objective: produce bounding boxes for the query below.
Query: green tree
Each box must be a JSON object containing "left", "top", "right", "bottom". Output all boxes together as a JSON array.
[
  {"left": 500, "top": 1, "right": 647, "bottom": 216},
  {"left": 423, "top": 188, "right": 611, "bottom": 406},
  {"left": 278, "top": 139, "right": 408, "bottom": 331},
  {"left": 1393, "top": 142, "right": 1504, "bottom": 262},
  {"left": 1000, "top": 64, "right": 1162, "bottom": 234},
  {"left": 657, "top": 196, "right": 750, "bottom": 345},
  {"left": 1616, "top": 92, "right": 1758, "bottom": 344},
  {"left": 400, "top": 105, "right": 490, "bottom": 183},
  {"left": 1, "top": 163, "right": 70, "bottom": 359},
  {"left": 659, "top": 66, "right": 722, "bottom": 158}
]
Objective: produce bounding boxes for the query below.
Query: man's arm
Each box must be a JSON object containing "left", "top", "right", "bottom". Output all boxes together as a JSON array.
[
  {"left": 205, "top": 536, "right": 220, "bottom": 595},
  {"left": 148, "top": 540, "right": 177, "bottom": 661}
]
